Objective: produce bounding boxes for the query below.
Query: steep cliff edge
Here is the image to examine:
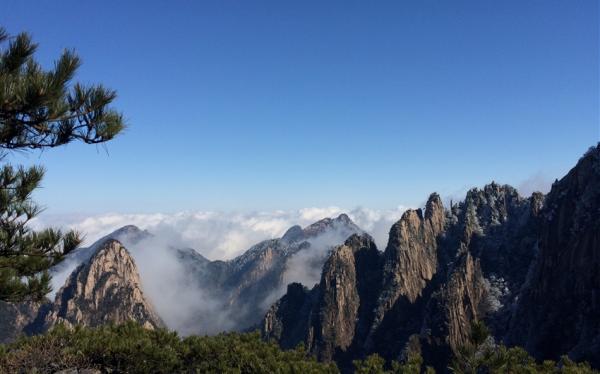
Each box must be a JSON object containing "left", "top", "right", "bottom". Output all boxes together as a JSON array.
[
  {"left": 365, "top": 194, "right": 445, "bottom": 357},
  {"left": 263, "top": 175, "right": 550, "bottom": 370},
  {"left": 507, "top": 144, "right": 600, "bottom": 366},
  {"left": 262, "top": 233, "right": 382, "bottom": 368}
]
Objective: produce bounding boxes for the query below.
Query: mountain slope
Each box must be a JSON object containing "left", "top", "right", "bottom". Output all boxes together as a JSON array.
[{"left": 44, "top": 239, "right": 164, "bottom": 330}]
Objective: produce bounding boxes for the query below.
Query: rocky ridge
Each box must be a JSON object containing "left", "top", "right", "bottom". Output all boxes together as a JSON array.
[{"left": 263, "top": 145, "right": 600, "bottom": 371}]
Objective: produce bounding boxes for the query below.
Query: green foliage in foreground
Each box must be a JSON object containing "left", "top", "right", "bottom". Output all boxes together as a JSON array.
[
  {"left": 448, "top": 321, "right": 597, "bottom": 374},
  {"left": 0, "top": 322, "right": 337, "bottom": 373},
  {"left": 0, "top": 25, "right": 124, "bottom": 302},
  {"left": 0, "top": 321, "right": 597, "bottom": 373},
  {"left": 353, "top": 352, "right": 435, "bottom": 374}
]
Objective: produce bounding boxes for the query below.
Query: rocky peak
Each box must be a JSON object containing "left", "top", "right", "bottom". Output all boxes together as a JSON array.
[
  {"left": 44, "top": 239, "right": 164, "bottom": 330},
  {"left": 108, "top": 225, "right": 152, "bottom": 246},
  {"left": 335, "top": 213, "right": 353, "bottom": 226},
  {"left": 312, "top": 233, "right": 382, "bottom": 362},
  {"left": 379, "top": 195, "right": 445, "bottom": 306},
  {"left": 303, "top": 214, "right": 362, "bottom": 238},
  {"left": 281, "top": 225, "right": 304, "bottom": 244},
  {"left": 425, "top": 193, "right": 445, "bottom": 233},
  {"left": 461, "top": 183, "right": 523, "bottom": 233},
  {"left": 360, "top": 197, "right": 446, "bottom": 356}
]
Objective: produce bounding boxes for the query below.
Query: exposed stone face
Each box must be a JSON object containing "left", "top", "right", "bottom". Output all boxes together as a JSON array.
[
  {"left": 312, "top": 234, "right": 381, "bottom": 362},
  {"left": 263, "top": 144, "right": 600, "bottom": 370},
  {"left": 374, "top": 193, "right": 444, "bottom": 321},
  {"left": 261, "top": 234, "right": 382, "bottom": 368},
  {"left": 507, "top": 144, "right": 600, "bottom": 367},
  {"left": 422, "top": 253, "right": 487, "bottom": 362},
  {"left": 359, "top": 194, "right": 445, "bottom": 359},
  {"left": 262, "top": 175, "right": 559, "bottom": 370},
  {"left": 44, "top": 239, "right": 164, "bottom": 330},
  {"left": 0, "top": 239, "right": 165, "bottom": 343}
]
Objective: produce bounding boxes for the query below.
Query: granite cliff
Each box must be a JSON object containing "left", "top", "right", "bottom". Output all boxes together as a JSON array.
[{"left": 263, "top": 144, "right": 600, "bottom": 371}]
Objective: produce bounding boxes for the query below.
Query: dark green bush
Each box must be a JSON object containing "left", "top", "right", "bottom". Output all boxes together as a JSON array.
[
  {"left": 0, "top": 322, "right": 338, "bottom": 373},
  {"left": 1, "top": 321, "right": 597, "bottom": 373}
]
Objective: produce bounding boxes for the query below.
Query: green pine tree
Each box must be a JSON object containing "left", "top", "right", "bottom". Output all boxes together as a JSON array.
[{"left": 0, "top": 26, "right": 124, "bottom": 302}]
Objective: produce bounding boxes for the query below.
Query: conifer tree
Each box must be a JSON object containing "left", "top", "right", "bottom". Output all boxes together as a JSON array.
[{"left": 0, "top": 27, "right": 124, "bottom": 301}]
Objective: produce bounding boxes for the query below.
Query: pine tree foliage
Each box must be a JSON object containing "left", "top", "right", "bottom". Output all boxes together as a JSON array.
[
  {"left": 0, "top": 26, "right": 124, "bottom": 301},
  {"left": 0, "top": 323, "right": 339, "bottom": 373},
  {"left": 449, "top": 321, "right": 597, "bottom": 374},
  {"left": 0, "top": 28, "right": 123, "bottom": 149}
]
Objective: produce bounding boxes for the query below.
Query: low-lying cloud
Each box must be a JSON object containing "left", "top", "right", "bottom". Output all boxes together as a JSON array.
[
  {"left": 37, "top": 206, "right": 409, "bottom": 335},
  {"left": 31, "top": 206, "right": 408, "bottom": 261}
]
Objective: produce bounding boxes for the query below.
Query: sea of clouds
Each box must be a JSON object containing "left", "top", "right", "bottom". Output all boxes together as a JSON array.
[
  {"left": 34, "top": 206, "right": 410, "bottom": 334},
  {"left": 30, "top": 206, "right": 409, "bottom": 261}
]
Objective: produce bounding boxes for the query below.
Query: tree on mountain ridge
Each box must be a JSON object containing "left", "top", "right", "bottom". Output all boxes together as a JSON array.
[{"left": 0, "top": 26, "right": 124, "bottom": 301}]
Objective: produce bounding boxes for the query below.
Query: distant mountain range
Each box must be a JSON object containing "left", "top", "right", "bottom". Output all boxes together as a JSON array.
[
  {"left": 0, "top": 211, "right": 363, "bottom": 339},
  {"left": 1, "top": 144, "right": 599, "bottom": 372}
]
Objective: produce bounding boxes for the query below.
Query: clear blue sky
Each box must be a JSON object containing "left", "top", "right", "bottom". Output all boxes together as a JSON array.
[{"left": 1, "top": 0, "right": 598, "bottom": 214}]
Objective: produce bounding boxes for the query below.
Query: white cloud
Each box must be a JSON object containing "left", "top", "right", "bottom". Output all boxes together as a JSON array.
[
  {"left": 36, "top": 205, "right": 409, "bottom": 335},
  {"left": 517, "top": 172, "right": 553, "bottom": 196},
  {"left": 30, "top": 206, "right": 409, "bottom": 261}
]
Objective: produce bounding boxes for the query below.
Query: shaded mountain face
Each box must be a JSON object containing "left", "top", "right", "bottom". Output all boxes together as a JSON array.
[
  {"left": 506, "top": 145, "right": 600, "bottom": 367},
  {"left": 264, "top": 151, "right": 597, "bottom": 371}
]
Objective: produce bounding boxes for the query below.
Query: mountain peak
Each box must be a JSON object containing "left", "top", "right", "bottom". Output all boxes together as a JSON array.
[
  {"left": 281, "top": 225, "right": 304, "bottom": 244},
  {"left": 302, "top": 213, "right": 361, "bottom": 238},
  {"left": 108, "top": 225, "right": 152, "bottom": 245},
  {"left": 44, "top": 239, "right": 164, "bottom": 330},
  {"left": 335, "top": 213, "right": 352, "bottom": 224}
]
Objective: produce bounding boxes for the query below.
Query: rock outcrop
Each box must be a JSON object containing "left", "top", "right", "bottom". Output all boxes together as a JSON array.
[
  {"left": 263, "top": 168, "right": 560, "bottom": 371},
  {"left": 365, "top": 194, "right": 445, "bottom": 356},
  {"left": 311, "top": 234, "right": 381, "bottom": 362},
  {"left": 262, "top": 233, "right": 382, "bottom": 370},
  {"left": 44, "top": 239, "right": 164, "bottom": 330},
  {"left": 0, "top": 239, "right": 164, "bottom": 343}
]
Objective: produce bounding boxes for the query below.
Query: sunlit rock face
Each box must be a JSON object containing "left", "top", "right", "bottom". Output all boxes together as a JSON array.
[
  {"left": 0, "top": 239, "right": 164, "bottom": 343},
  {"left": 44, "top": 239, "right": 164, "bottom": 330}
]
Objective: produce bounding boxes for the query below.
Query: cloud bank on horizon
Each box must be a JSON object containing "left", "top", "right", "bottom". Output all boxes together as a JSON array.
[{"left": 31, "top": 206, "right": 410, "bottom": 260}]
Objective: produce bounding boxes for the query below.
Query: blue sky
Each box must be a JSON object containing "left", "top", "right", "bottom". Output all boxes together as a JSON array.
[{"left": 1, "top": 0, "right": 598, "bottom": 214}]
